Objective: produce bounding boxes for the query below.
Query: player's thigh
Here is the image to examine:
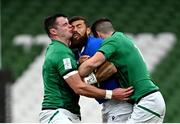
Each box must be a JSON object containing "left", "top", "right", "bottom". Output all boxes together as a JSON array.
[
  {"left": 127, "top": 104, "right": 164, "bottom": 123},
  {"left": 39, "top": 110, "right": 76, "bottom": 124},
  {"left": 107, "top": 112, "right": 131, "bottom": 123},
  {"left": 102, "top": 100, "right": 133, "bottom": 123},
  {"left": 127, "top": 91, "right": 166, "bottom": 123}
]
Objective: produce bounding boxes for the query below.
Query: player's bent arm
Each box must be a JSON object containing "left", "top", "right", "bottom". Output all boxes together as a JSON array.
[
  {"left": 64, "top": 70, "right": 105, "bottom": 98},
  {"left": 78, "top": 52, "right": 106, "bottom": 77},
  {"left": 63, "top": 70, "right": 134, "bottom": 100}
]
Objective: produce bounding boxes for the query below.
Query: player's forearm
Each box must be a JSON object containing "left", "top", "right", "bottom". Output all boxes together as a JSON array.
[
  {"left": 78, "top": 52, "right": 106, "bottom": 77},
  {"left": 78, "top": 60, "right": 96, "bottom": 77},
  {"left": 76, "top": 83, "right": 106, "bottom": 98},
  {"left": 76, "top": 84, "right": 134, "bottom": 100},
  {"left": 65, "top": 72, "right": 106, "bottom": 98}
]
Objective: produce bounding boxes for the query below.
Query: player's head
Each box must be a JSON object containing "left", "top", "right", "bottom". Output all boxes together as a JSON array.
[
  {"left": 69, "top": 16, "right": 91, "bottom": 49},
  {"left": 44, "top": 13, "right": 73, "bottom": 40},
  {"left": 91, "top": 17, "right": 115, "bottom": 39}
]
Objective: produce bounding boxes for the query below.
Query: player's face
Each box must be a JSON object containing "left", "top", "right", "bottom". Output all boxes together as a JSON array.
[
  {"left": 54, "top": 17, "right": 73, "bottom": 39},
  {"left": 70, "top": 20, "right": 88, "bottom": 49}
]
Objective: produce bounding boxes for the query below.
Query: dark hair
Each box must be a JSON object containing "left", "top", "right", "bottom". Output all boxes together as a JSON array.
[
  {"left": 69, "top": 16, "right": 89, "bottom": 27},
  {"left": 44, "top": 13, "right": 67, "bottom": 37},
  {"left": 91, "top": 17, "right": 113, "bottom": 37}
]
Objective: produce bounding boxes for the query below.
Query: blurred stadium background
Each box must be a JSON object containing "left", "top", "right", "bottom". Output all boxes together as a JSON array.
[{"left": 1, "top": 0, "right": 180, "bottom": 122}]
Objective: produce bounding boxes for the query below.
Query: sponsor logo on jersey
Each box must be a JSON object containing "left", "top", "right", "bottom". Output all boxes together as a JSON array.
[{"left": 63, "top": 58, "right": 72, "bottom": 70}]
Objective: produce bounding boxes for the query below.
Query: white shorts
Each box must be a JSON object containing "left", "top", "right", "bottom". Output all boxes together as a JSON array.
[
  {"left": 101, "top": 100, "right": 133, "bottom": 123},
  {"left": 39, "top": 108, "right": 80, "bottom": 123},
  {"left": 127, "top": 91, "right": 166, "bottom": 123}
]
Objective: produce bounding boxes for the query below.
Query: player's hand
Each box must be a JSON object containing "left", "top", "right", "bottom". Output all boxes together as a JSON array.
[
  {"left": 79, "top": 55, "right": 90, "bottom": 64},
  {"left": 112, "top": 86, "right": 134, "bottom": 101}
]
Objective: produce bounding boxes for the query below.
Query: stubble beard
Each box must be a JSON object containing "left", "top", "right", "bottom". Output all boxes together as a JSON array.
[{"left": 70, "top": 32, "right": 88, "bottom": 50}]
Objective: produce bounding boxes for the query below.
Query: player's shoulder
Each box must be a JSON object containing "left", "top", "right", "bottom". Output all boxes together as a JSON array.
[
  {"left": 105, "top": 31, "right": 126, "bottom": 42},
  {"left": 88, "top": 35, "right": 103, "bottom": 42},
  {"left": 87, "top": 36, "right": 102, "bottom": 49}
]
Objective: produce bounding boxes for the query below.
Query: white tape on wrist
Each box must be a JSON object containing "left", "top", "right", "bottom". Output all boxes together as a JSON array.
[
  {"left": 84, "top": 73, "right": 97, "bottom": 85},
  {"left": 105, "top": 90, "right": 112, "bottom": 99}
]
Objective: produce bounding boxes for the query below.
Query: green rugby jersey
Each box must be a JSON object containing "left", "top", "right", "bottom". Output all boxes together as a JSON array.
[
  {"left": 98, "top": 32, "right": 159, "bottom": 102},
  {"left": 42, "top": 40, "right": 80, "bottom": 114}
]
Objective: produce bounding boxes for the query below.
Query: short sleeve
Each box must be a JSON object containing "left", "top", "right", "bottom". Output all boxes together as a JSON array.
[
  {"left": 56, "top": 51, "right": 78, "bottom": 76},
  {"left": 98, "top": 40, "right": 116, "bottom": 60}
]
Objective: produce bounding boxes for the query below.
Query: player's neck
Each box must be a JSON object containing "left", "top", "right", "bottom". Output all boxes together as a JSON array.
[
  {"left": 52, "top": 36, "right": 71, "bottom": 46},
  {"left": 104, "top": 33, "right": 113, "bottom": 39}
]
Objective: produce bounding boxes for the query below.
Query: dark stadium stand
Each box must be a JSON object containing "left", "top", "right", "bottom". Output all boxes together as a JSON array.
[
  {"left": 2, "top": 0, "right": 180, "bottom": 122},
  {"left": 0, "top": 70, "right": 11, "bottom": 122}
]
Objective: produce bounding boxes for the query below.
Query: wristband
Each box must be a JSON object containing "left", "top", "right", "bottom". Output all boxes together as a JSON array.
[{"left": 105, "top": 90, "right": 112, "bottom": 99}]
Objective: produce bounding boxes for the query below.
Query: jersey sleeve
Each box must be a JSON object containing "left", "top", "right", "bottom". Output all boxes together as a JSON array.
[
  {"left": 56, "top": 51, "right": 78, "bottom": 77},
  {"left": 98, "top": 39, "right": 116, "bottom": 60}
]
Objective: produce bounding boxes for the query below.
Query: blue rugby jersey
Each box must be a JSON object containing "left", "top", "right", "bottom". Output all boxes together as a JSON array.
[{"left": 81, "top": 36, "right": 120, "bottom": 104}]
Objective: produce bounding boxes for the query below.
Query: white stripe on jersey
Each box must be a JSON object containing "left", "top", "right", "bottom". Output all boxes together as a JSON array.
[{"left": 63, "top": 70, "right": 78, "bottom": 79}]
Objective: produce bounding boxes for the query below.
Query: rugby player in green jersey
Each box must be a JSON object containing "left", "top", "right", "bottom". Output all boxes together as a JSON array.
[{"left": 78, "top": 18, "right": 166, "bottom": 123}]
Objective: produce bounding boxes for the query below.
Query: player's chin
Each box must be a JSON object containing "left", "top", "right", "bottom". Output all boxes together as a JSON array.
[{"left": 72, "top": 36, "right": 81, "bottom": 41}]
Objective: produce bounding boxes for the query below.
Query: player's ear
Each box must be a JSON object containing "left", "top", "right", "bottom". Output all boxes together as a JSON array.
[
  {"left": 96, "top": 31, "right": 102, "bottom": 38},
  {"left": 86, "top": 27, "right": 91, "bottom": 35},
  {"left": 49, "top": 28, "right": 57, "bottom": 35}
]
